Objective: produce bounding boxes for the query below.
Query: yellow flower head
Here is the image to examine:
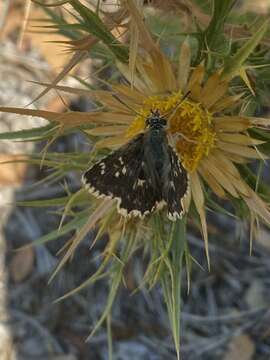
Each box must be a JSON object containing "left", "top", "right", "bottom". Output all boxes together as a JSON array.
[{"left": 126, "top": 92, "right": 216, "bottom": 172}]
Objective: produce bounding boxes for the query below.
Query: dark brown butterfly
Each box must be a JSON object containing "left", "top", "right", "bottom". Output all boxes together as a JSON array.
[{"left": 82, "top": 110, "right": 189, "bottom": 220}]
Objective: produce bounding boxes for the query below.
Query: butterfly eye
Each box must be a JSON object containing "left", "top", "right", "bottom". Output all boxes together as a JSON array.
[
  {"left": 161, "top": 118, "right": 167, "bottom": 126},
  {"left": 145, "top": 117, "right": 150, "bottom": 127}
]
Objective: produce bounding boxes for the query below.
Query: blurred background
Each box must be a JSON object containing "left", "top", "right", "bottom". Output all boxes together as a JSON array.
[{"left": 0, "top": 1, "right": 270, "bottom": 359}]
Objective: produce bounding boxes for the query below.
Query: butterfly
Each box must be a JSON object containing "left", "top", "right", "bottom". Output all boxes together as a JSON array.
[{"left": 82, "top": 109, "right": 189, "bottom": 221}]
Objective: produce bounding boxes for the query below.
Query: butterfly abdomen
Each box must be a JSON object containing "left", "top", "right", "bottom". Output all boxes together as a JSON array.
[{"left": 144, "top": 127, "right": 171, "bottom": 184}]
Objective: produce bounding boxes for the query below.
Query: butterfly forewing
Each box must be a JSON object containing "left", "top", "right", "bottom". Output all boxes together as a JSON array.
[{"left": 82, "top": 134, "right": 160, "bottom": 217}]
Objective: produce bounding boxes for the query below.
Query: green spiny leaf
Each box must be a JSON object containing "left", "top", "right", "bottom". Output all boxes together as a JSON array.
[
  {"left": 0, "top": 124, "right": 57, "bottom": 140},
  {"left": 86, "top": 230, "right": 137, "bottom": 341},
  {"left": 222, "top": 20, "right": 269, "bottom": 79},
  {"left": 18, "top": 215, "right": 88, "bottom": 249},
  {"left": 68, "top": 0, "right": 129, "bottom": 63},
  {"left": 197, "top": 0, "right": 236, "bottom": 65}
]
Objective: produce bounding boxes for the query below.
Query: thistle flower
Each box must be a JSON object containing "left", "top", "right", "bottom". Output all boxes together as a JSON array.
[{"left": 81, "top": 44, "right": 270, "bottom": 265}]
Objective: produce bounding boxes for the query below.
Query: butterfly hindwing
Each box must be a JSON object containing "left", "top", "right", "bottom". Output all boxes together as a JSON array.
[
  {"left": 162, "top": 145, "right": 189, "bottom": 221},
  {"left": 82, "top": 134, "right": 160, "bottom": 217}
]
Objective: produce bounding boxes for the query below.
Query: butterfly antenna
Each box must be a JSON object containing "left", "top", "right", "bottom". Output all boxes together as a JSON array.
[
  {"left": 112, "top": 94, "right": 140, "bottom": 115},
  {"left": 162, "top": 91, "right": 191, "bottom": 118}
]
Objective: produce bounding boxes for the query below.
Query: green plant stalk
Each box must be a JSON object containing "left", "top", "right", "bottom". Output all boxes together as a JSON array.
[
  {"left": 107, "top": 313, "right": 113, "bottom": 360},
  {"left": 160, "top": 216, "right": 187, "bottom": 360},
  {"left": 197, "top": 0, "right": 236, "bottom": 65},
  {"left": 204, "top": 0, "right": 236, "bottom": 47}
]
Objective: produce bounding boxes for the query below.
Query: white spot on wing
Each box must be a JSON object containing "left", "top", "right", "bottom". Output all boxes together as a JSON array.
[
  {"left": 170, "top": 180, "right": 175, "bottom": 190},
  {"left": 168, "top": 211, "right": 180, "bottom": 221},
  {"left": 155, "top": 200, "right": 166, "bottom": 210},
  {"left": 166, "top": 172, "right": 190, "bottom": 221}
]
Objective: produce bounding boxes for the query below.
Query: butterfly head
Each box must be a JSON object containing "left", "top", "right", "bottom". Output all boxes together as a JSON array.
[{"left": 145, "top": 109, "right": 167, "bottom": 130}]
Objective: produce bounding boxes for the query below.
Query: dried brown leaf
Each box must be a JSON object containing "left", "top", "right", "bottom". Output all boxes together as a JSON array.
[
  {"left": 223, "top": 334, "right": 255, "bottom": 360},
  {"left": 245, "top": 280, "right": 267, "bottom": 308},
  {"left": 10, "top": 247, "right": 35, "bottom": 283},
  {"left": 255, "top": 228, "right": 270, "bottom": 250}
]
